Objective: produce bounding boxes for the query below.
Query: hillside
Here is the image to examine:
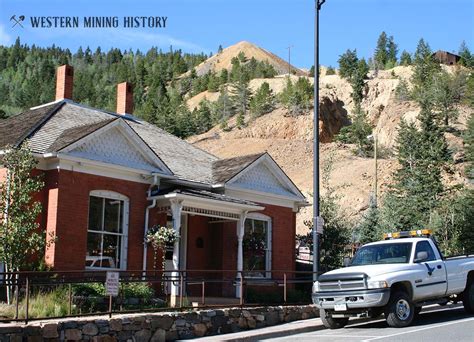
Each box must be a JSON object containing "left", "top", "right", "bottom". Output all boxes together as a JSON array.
[
  {"left": 187, "top": 64, "right": 472, "bottom": 234},
  {"left": 184, "top": 41, "right": 307, "bottom": 77}
]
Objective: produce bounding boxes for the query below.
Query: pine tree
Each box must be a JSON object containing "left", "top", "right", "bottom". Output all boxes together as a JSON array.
[
  {"left": 381, "top": 104, "right": 450, "bottom": 230},
  {"left": 411, "top": 38, "right": 441, "bottom": 102},
  {"left": 230, "top": 78, "right": 252, "bottom": 117},
  {"left": 458, "top": 41, "right": 473, "bottom": 68},
  {"left": 236, "top": 111, "right": 245, "bottom": 129},
  {"left": 399, "top": 50, "right": 412, "bottom": 66},
  {"left": 279, "top": 77, "right": 313, "bottom": 116},
  {"left": 249, "top": 82, "right": 275, "bottom": 119},
  {"left": 357, "top": 198, "right": 381, "bottom": 245},
  {"left": 338, "top": 49, "right": 359, "bottom": 80},
  {"left": 374, "top": 32, "right": 388, "bottom": 69},
  {"left": 386, "top": 35, "right": 398, "bottom": 68},
  {"left": 395, "top": 78, "right": 410, "bottom": 102},
  {"left": 431, "top": 70, "right": 466, "bottom": 126},
  {"left": 350, "top": 59, "right": 369, "bottom": 105},
  {"left": 335, "top": 105, "right": 373, "bottom": 156}
]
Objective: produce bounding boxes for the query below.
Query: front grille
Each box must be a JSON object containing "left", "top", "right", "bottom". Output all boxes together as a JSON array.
[{"left": 318, "top": 273, "right": 367, "bottom": 292}]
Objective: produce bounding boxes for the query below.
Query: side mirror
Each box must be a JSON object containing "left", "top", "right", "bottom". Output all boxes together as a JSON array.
[
  {"left": 414, "top": 251, "right": 428, "bottom": 263},
  {"left": 343, "top": 256, "right": 352, "bottom": 267}
]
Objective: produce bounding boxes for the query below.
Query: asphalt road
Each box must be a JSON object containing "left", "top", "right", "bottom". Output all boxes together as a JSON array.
[{"left": 267, "top": 304, "right": 474, "bottom": 342}]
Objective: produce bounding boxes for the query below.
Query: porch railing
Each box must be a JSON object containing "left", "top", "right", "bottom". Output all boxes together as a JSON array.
[{"left": 0, "top": 269, "right": 320, "bottom": 324}]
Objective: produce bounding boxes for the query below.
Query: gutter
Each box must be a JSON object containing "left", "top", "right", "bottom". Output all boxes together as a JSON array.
[{"left": 142, "top": 174, "right": 160, "bottom": 275}]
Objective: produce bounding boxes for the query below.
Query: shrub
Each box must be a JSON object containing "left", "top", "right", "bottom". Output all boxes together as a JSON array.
[{"left": 326, "top": 66, "right": 336, "bottom": 75}]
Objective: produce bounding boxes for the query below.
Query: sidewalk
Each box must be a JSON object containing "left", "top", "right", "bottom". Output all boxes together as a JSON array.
[{"left": 191, "top": 318, "right": 325, "bottom": 341}]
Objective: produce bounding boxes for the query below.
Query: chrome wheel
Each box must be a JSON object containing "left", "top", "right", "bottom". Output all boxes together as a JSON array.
[{"left": 396, "top": 299, "right": 411, "bottom": 320}]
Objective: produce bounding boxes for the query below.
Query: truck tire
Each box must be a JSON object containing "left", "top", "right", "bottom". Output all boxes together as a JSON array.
[
  {"left": 320, "top": 309, "right": 349, "bottom": 329},
  {"left": 384, "top": 291, "right": 415, "bottom": 328},
  {"left": 462, "top": 281, "right": 474, "bottom": 314}
]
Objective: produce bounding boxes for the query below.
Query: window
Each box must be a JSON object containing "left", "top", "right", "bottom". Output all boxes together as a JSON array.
[
  {"left": 351, "top": 243, "right": 412, "bottom": 266},
  {"left": 243, "top": 214, "right": 272, "bottom": 278},
  {"left": 414, "top": 241, "right": 437, "bottom": 262},
  {"left": 86, "top": 191, "right": 129, "bottom": 269}
]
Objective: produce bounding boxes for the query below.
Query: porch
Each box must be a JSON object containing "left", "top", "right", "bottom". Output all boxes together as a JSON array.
[{"left": 147, "top": 188, "right": 268, "bottom": 306}]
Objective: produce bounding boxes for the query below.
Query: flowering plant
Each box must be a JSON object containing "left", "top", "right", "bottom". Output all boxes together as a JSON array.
[{"left": 146, "top": 225, "right": 180, "bottom": 249}]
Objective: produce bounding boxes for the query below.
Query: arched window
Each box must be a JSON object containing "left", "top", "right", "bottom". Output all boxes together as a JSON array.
[
  {"left": 243, "top": 213, "right": 272, "bottom": 278},
  {"left": 86, "top": 190, "right": 129, "bottom": 269}
]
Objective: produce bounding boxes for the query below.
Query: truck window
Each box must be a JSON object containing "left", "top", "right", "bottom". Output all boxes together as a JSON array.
[
  {"left": 351, "top": 243, "right": 412, "bottom": 266},
  {"left": 414, "top": 241, "right": 437, "bottom": 261}
]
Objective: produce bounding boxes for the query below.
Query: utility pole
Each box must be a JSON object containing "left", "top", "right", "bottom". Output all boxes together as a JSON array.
[
  {"left": 367, "top": 133, "right": 378, "bottom": 207},
  {"left": 286, "top": 45, "right": 294, "bottom": 75},
  {"left": 373, "top": 134, "right": 378, "bottom": 207},
  {"left": 313, "top": 0, "right": 326, "bottom": 282}
]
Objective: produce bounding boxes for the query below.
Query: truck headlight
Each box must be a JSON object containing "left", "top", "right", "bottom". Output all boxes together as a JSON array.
[
  {"left": 312, "top": 281, "right": 320, "bottom": 292},
  {"left": 367, "top": 280, "right": 389, "bottom": 289}
]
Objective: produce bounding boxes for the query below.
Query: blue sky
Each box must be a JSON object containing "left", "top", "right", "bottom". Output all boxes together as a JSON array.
[{"left": 0, "top": 0, "right": 473, "bottom": 68}]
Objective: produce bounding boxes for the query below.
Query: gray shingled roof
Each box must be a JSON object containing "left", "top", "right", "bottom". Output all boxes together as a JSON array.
[
  {"left": 47, "top": 118, "right": 117, "bottom": 152},
  {"left": 0, "top": 102, "right": 64, "bottom": 148},
  {"left": 212, "top": 153, "right": 264, "bottom": 183},
  {"left": 2, "top": 101, "right": 219, "bottom": 183}
]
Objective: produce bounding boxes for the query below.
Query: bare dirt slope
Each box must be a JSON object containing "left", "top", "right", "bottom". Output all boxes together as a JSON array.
[
  {"left": 186, "top": 56, "right": 471, "bottom": 234},
  {"left": 186, "top": 41, "right": 307, "bottom": 77}
]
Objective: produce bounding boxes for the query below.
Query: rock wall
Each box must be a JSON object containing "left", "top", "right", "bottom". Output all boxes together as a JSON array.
[{"left": 0, "top": 305, "right": 318, "bottom": 341}]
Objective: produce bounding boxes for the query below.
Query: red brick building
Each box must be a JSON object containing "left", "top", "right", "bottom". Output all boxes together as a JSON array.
[{"left": 0, "top": 65, "right": 307, "bottom": 302}]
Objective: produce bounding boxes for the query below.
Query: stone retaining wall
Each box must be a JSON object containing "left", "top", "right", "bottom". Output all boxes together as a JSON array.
[{"left": 0, "top": 305, "right": 318, "bottom": 341}]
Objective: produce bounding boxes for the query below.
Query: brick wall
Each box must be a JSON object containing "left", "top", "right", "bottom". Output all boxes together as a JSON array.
[{"left": 45, "top": 169, "right": 152, "bottom": 271}]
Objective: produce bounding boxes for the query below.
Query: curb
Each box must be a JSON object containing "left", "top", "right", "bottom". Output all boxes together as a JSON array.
[{"left": 193, "top": 318, "right": 326, "bottom": 341}]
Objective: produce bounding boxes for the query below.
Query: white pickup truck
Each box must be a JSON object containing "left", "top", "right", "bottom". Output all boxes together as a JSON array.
[{"left": 312, "top": 230, "right": 474, "bottom": 329}]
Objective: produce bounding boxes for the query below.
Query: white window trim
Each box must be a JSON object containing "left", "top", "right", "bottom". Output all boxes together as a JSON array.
[
  {"left": 86, "top": 190, "right": 129, "bottom": 270},
  {"left": 245, "top": 213, "right": 272, "bottom": 279}
]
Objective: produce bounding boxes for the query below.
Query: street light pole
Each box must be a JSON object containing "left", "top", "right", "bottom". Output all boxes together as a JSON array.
[{"left": 313, "top": 0, "right": 325, "bottom": 282}]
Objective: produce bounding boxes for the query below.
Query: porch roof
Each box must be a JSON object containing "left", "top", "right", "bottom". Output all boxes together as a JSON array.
[{"left": 149, "top": 188, "right": 264, "bottom": 217}]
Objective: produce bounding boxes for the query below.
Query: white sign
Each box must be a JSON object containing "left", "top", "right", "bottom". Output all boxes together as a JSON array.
[
  {"left": 316, "top": 216, "right": 325, "bottom": 234},
  {"left": 105, "top": 271, "right": 120, "bottom": 297}
]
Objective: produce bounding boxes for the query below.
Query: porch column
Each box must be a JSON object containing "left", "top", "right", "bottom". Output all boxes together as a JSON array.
[
  {"left": 236, "top": 211, "right": 248, "bottom": 298},
  {"left": 170, "top": 199, "right": 183, "bottom": 307}
]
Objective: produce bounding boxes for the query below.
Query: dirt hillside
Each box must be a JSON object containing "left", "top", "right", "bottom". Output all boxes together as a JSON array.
[
  {"left": 185, "top": 41, "right": 307, "bottom": 78},
  {"left": 186, "top": 43, "right": 471, "bottom": 235}
]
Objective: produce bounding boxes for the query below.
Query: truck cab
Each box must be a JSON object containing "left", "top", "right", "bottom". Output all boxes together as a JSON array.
[{"left": 312, "top": 230, "right": 474, "bottom": 329}]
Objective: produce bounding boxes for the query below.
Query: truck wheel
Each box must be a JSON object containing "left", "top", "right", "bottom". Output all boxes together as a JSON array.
[
  {"left": 462, "top": 281, "right": 474, "bottom": 314},
  {"left": 384, "top": 291, "right": 415, "bottom": 328},
  {"left": 320, "top": 309, "right": 349, "bottom": 329}
]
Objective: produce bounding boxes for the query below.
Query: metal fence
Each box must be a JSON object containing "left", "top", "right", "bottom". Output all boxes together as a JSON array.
[{"left": 0, "top": 269, "right": 318, "bottom": 324}]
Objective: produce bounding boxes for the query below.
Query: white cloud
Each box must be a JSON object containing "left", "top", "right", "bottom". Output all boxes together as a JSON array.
[
  {"left": 115, "top": 30, "right": 208, "bottom": 53},
  {"left": 28, "top": 27, "right": 209, "bottom": 54},
  {"left": 0, "top": 24, "right": 12, "bottom": 46}
]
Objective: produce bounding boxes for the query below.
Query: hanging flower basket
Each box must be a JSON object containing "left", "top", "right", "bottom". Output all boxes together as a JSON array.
[{"left": 146, "top": 225, "right": 180, "bottom": 249}]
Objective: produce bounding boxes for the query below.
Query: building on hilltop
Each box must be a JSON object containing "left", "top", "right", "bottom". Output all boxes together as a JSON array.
[
  {"left": 0, "top": 65, "right": 308, "bottom": 305},
  {"left": 432, "top": 50, "right": 461, "bottom": 65}
]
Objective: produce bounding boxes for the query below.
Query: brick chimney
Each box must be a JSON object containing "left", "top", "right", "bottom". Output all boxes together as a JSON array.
[
  {"left": 55, "top": 65, "right": 74, "bottom": 101},
  {"left": 116, "top": 82, "right": 133, "bottom": 115}
]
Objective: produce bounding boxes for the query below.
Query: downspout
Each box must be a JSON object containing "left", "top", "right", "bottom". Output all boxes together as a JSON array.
[{"left": 142, "top": 174, "right": 160, "bottom": 275}]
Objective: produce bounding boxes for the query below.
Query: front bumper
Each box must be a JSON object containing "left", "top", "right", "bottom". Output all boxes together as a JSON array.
[{"left": 312, "top": 288, "right": 391, "bottom": 310}]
